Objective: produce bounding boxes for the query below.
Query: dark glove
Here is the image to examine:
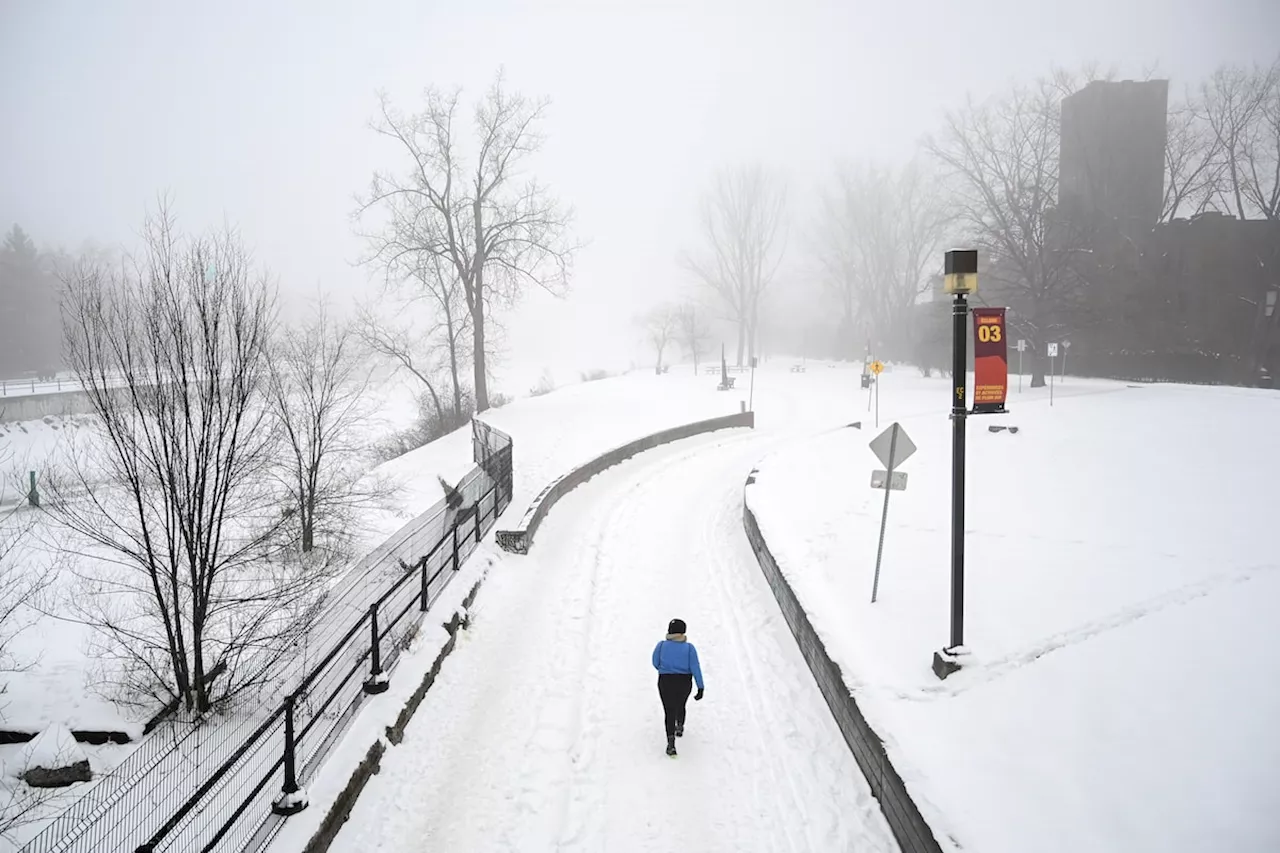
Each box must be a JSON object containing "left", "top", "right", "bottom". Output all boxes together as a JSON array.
[{"left": 695, "top": 688, "right": 704, "bottom": 701}]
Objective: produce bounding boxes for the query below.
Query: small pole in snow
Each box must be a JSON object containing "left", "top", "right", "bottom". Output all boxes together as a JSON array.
[{"left": 870, "top": 430, "right": 899, "bottom": 603}]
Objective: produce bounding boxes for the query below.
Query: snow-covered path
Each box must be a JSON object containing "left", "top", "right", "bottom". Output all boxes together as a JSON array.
[{"left": 330, "top": 429, "right": 895, "bottom": 853}]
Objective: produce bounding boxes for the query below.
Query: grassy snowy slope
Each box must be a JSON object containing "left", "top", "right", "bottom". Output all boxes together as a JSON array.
[{"left": 747, "top": 376, "right": 1280, "bottom": 853}]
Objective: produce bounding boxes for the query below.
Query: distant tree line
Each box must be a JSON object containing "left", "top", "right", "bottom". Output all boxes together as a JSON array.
[
  {"left": 660, "top": 56, "right": 1278, "bottom": 388},
  {"left": 0, "top": 225, "right": 65, "bottom": 378}
]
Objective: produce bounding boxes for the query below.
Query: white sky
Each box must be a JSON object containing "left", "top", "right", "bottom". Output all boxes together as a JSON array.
[{"left": 2, "top": 0, "right": 1276, "bottom": 373}]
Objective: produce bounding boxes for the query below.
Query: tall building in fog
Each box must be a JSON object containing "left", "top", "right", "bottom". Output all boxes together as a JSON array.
[{"left": 1059, "top": 79, "right": 1169, "bottom": 238}]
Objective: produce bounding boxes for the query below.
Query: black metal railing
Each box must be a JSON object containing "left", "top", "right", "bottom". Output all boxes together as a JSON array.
[{"left": 19, "top": 419, "right": 513, "bottom": 853}]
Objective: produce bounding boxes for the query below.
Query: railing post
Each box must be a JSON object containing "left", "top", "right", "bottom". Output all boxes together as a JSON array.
[
  {"left": 363, "top": 604, "right": 389, "bottom": 695},
  {"left": 452, "top": 524, "right": 460, "bottom": 572},
  {"left": 474, "top": 502, "right": 482, "bottom": 543},
  {"left": 271, "top": 694, "right": 308, "bottom": 815},
  {"left": 419, "top": 556, "right": 429, "bottom": 612}
]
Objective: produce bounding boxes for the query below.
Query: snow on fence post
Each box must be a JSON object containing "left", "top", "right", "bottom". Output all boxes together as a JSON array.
[
  {"left": 271, "top": 693, "right": 308, "bottom": 815},
  {"left": 363, "top": 605, "right": 389, "bottom": 695}
]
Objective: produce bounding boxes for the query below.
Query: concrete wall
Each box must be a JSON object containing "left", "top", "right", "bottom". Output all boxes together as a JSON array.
[
  {"left": 495, "top": 411, "right": 756, "bottom": 553},
  {"left": 0, "top": 389, "right": 96, "bottom": 422},
  {"left": 743, "top": 475, "right": 944, "bottom": 853}
]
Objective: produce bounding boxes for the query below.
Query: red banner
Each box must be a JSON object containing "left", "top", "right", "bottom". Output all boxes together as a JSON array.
[{"left": 972, "top": 308, "right": 1008, "bottom": 414}]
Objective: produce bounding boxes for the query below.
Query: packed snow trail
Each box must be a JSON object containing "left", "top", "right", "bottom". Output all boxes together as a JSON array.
[{"left": 330, "top": 429, "right": 896, "bottom": 853}]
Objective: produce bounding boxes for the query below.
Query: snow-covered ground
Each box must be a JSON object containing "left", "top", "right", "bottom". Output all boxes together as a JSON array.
[
  {"left": 0, "top": 364, "right": 713, "bottom": 737},
  {"left": 22, "top": 355, "right": 1264, "bottom": 853},
  {"left": 0, "top": 357, "right": 815, "bottom": 849},
  {"left": 747, "top": 374, "right": 1280, "bottom": 853},
  {"left": 318, "top": 429, "right": 895, "bottom": 853}
]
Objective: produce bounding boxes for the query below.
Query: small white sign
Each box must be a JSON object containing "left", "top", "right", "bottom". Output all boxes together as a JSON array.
[
  {"left": 1016, "top": 339, "right": 1027, "bottom": 352},
  {"left": 1047, "top": 343, "right": 1060, "bottom": 358},
  {"left": 871, "top": 470, "right": 909, "bottom": 491}
]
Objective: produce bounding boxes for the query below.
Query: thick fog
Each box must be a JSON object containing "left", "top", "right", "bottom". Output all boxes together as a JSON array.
[{"left": 2, "top": 0, "right": 1277, "bottom": 379}]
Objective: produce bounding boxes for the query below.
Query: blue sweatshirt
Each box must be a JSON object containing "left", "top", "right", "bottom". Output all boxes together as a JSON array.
[{"left": 652, "top": 639, "right": 704, "bottom": 690}]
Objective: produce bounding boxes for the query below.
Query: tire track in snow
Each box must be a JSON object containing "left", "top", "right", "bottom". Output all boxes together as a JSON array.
[
  {"left": 551, "top": 438, "right": 733, "bottom": 851},
  {"left": 887, "top": 561, "right": 1280, "bottom": 703},
  {"left": 550, "top": 431, "right": 896, "bottom": 853}
]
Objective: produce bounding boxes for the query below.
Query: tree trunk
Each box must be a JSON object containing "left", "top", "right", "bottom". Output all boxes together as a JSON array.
[
  {"left": 1030, "top": 351, "right": 1047, "bottom": 388},
  {"left": 473, "top": 200, "right": 490, "bottom": 412},
  {"left": 302, "top": 480, "right": 316, "bottom": 553},
  {"left": 448, "top": 328, "right": 463, "bottom": 421},
  {"left": 472, "top": 304, "right": 488, "bottom": 412},
  {"left": 735, "top": 321, "right": 746, "bottom": 367},
  {"left": 192, "top": 626, "right": 209, "bottom": 713}
]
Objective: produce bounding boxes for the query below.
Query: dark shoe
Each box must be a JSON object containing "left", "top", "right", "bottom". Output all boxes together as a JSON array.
[
  {"left": 675, "top": 721, "right": 684, "bottom": 737},
  {"left": 666, "top": 737, "right": 677, "bottom": 756}
]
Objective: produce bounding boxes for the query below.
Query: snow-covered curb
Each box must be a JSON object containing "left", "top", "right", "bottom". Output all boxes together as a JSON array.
[
  {"left": 741, "top": 471, "right": 945, "bottom": 853},
  {"left": 261, "top": 548, "right": 498, "bottom": 853},
  {"left": 495, "top": 410, "right": 755, "bottom": 553}
]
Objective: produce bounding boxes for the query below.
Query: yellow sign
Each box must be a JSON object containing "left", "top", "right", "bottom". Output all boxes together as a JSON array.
[{"left": 870, "top": 360, "right": 884, "bottom": 375}]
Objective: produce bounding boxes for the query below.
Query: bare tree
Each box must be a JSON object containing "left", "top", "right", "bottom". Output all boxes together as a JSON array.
[
  {"left": 48, "top": 209, "right": 320, "bottom": 714},
  {"left": 683, "top": 164, "right": 787, "bottom": 366},
  {"left": 356, "top": 305, "right": 454, "bottom": 433},
  {"left": 1202, "top": 58, "right": 1280, "bottom": 220},
  {"left": 356, "top": 70, "right": 579, "bottom": 412},
  {"left": 927, "top": 75, "right": 1096, "bottom": 386},
  {"left": 812, "top": 178, "right": 861, "bottom": 359},
  {"left": 640, "top": 305, "right": 679, "bottom": 374},
  {"left": 266, "top": 300, "right": 396, "bottom": 556},
  {"left": 817, "top": 160, "right": 951, "bottom": 361},
  {"left": 1162, "top": 90, "right": 1225, "bottom": 221},
  {"left": 675, "top": 302, "right": 713, "bottom": 374}
]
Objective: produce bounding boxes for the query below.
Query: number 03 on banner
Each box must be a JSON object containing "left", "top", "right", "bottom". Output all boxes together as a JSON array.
[{"left": 971, "top": 308, "right": 1009, "bottom": 414}]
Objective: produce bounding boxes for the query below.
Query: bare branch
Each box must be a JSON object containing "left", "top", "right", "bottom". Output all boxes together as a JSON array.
[
  {"left": 683, "top": 164, "right": 787, "bottom": 366},
  {"left": 356, "top": 72, "right": 579, "bottom": 411}
]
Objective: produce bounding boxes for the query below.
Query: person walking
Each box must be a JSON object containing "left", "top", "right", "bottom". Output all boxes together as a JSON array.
[{"left": 651, "top": 618, "right": 704, "bottom": 756}]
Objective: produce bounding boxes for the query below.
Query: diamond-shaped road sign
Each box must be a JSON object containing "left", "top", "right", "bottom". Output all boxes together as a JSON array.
[{"left": 869, "top": 422, "right": 916, "bottom": 470}]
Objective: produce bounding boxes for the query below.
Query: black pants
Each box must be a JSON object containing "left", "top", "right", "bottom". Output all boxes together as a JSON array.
[{"left": 657, "top": 673, "right": 693, "bottom": 738}]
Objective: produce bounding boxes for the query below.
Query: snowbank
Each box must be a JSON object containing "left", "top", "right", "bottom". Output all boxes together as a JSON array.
[{"left": 746, "top": 377, "right": 1280, "bottom": 853}]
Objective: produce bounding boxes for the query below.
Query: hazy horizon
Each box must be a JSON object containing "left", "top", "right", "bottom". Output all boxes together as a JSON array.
[{"left": 3, "top": 0, "right": 1277, "bottom": 380}]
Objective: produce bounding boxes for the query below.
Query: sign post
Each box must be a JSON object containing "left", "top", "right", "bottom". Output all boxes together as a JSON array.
[
  {"left": 869, "top": 422, "right": 916, "bottom": 603},
  {"left": 1016, "top": 339, "right": 1026, "bottom": 393},
  {"left": 933, "top": 249, "right": 978, "bottom": 681},
  {"left": 749, "top": 355, "right": 758, "bottom": 412},
  {"left": 1047, "top": 342, "right": 1059, "bottom": 406},
  {"left": 870, "top": 360, "right": 884, "bottom": 428}
]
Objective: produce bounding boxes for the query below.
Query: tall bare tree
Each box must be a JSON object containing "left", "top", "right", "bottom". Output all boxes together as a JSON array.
[
  {"left": 640, "top": 305, "right": 679, "bottom": 374},
  {"left": 675, "top": 302, "right": 713, "bottom": 374},
  {"left": 816, "top": 159, "right": 951, "bottom": 360},
  {"left": 357, "top": 71, "right": 578, "bottom": 412},
  {"left": 813, "top": 180, "right": 861, "bottom": 359},
  {"left": 1162, "top": 91, "right": 1225, "bottom": 221},
  {"left": 266, "top": 301, "right": 394, "bottom": 555},
  {"left": 927, "top": 74, "right": 1097, "bottom": 386},
  {"left": 50, "top": 209, "right": 318, "bottom": 713},
  {"left": 358, "top": 247, "right": 473, "bottom": 425},
  {"left": 1202, "top": 58, "right": 1280, "bottom": 220},
  {"left": 683, "top": 164, "right": 787, "bottom": 366}
]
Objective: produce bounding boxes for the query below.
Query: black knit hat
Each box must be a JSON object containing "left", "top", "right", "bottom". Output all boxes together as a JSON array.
[{"left": 668, "top": 618, "right": 687, "bottom": 634}]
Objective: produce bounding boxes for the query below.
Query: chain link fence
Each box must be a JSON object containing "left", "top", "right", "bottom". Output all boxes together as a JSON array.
[{"left": 20, "top": 419, "right": 513, "bottom": 853}]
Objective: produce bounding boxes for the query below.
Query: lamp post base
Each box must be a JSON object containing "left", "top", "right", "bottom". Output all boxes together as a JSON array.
[{"left": 931, "top": 646, "right": 969, "bottom": 681}]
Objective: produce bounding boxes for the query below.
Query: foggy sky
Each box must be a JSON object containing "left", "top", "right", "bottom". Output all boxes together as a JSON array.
[{"left": 3, "top": 0, "right": 1277, "bottom": 380}]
